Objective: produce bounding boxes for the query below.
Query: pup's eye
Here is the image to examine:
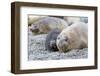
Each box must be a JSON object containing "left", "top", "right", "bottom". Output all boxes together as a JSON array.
[{"left": 65, "top": 38, "right": 68, "bottom": 41}]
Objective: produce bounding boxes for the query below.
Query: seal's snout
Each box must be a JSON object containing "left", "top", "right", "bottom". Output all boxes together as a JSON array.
[
  {"left": 31, "top": 28, "right": 39, "bottom": 33},
  {"left": 30, "top": 26, "right": 39, "bottom": 33},
  {"left": 49, "top": 40, "right": 58, "bottom": 51},
  {"left": 50, "top": 40, "right": 56, "bottom": 47},
  {"left": 30, "top": 24, "right": 39, "bottom": 33}
]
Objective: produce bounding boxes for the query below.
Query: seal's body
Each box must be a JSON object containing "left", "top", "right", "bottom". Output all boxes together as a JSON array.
[{"left": 30, "top": 17, "right": 68, "bottom": 34}]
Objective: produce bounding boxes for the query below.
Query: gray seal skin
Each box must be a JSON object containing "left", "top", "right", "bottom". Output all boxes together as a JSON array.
[
  {"left": 56, "top": 22, "right": 88, "bottom": 52},
  {"left": 64, "top": 16, "right": 88, "bottom": 26},
  {"left": 30, "top": 17, "right": 68, "bottom": 34},
  {"left": 45, "top": 29, "right": 61, "bottom": 51},
  {"left": 80, "top": 17, "right": 88, "bottom": 23}
]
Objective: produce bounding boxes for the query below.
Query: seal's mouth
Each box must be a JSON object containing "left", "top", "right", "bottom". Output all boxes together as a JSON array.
[
  {"left": 30, "top": 28, "right": 39, "bottom": 33},
  {"left": 62, "top": 45, "right": 68, "bottom": 52}
]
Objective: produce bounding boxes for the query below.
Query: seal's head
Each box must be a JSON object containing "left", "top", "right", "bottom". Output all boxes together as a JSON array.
[
  {"left": 30, "top": 24, "right": 39, "bottom": 34},
  {"left": 56, "top": 29, "right": 81, "bottom": 52},
  {"left": 56, "top": 33, "right": 70, "bottom": 52}
]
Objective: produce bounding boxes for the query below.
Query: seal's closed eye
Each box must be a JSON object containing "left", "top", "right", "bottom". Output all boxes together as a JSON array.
[
  {"left": 57, "top": 37, "right": 60, "bottom": 40},
  {"left": 65, "top": 37, "right": 68, "bottom": 41}
]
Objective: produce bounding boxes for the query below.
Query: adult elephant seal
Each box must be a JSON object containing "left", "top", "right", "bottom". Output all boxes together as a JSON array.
[
  {"left": 64, "top": 16, "right": 88, "bottom": 26},
  {"left": 56, "top": 22, "right": 88, "bottom": 52},
  {"left": 64, "top": 16, "right": 81, "bottom": 25},
  {"left": 30, "top": 17, "right": 68, "bottom": 34},
  {"left": 45, "top": 28, "right": 61, "bottom": 51},
  {"left": 28, "top": 15, "right": 46, "bottom": 26}
]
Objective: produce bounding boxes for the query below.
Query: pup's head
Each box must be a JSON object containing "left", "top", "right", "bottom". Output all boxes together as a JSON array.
[
  {"left": 56, "top": 33, "right": 70, "bottom": 52},
  {"left": 30, "top": 24, "right": 39, "bottom": 34}
]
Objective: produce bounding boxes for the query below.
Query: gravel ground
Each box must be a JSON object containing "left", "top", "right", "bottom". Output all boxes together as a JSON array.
[{"left": 28, "top": 30, "right": 88, "bottom": 60}]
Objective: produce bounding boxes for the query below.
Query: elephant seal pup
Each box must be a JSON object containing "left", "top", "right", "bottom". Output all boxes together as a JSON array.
[
  {"left": 56, "top": 22, "right": 88, "bottom": 52},
  {"left": 64, "top": 16, "right": 88, "bottom": 26},
  {"left": 45, "top": 28, "right": 61, "bottom": 51},
  {"left": 30, "top": 17, "right": 68, "bottom": 34}
]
